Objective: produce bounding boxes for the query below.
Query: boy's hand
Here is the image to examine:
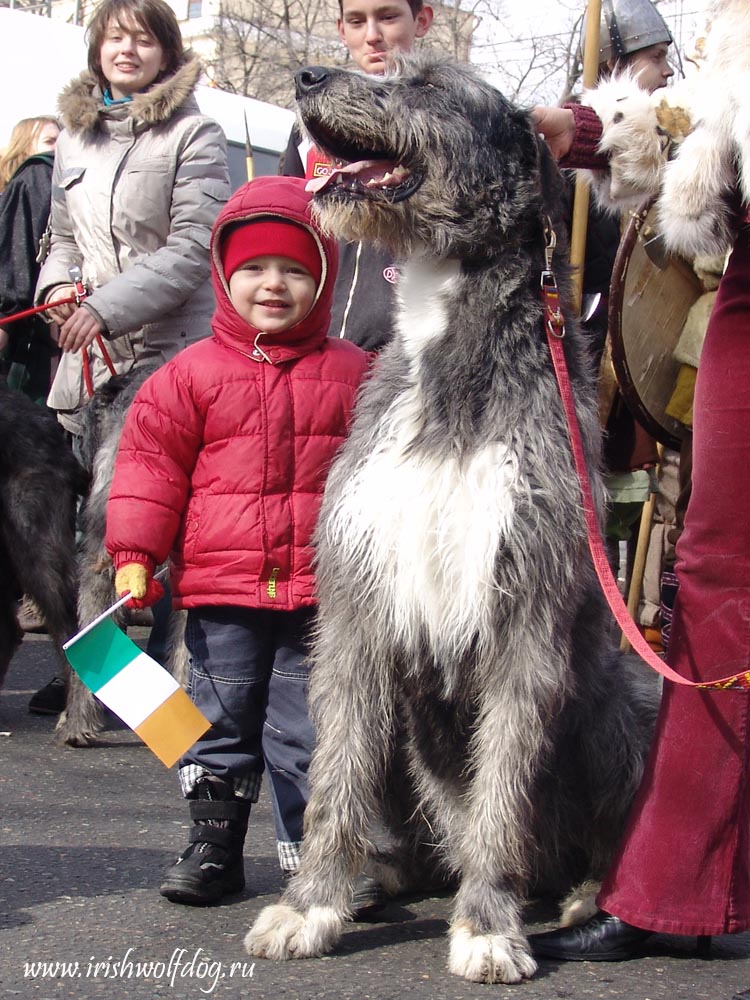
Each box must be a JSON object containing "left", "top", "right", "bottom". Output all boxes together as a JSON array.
[{"left": 115, "top": 563, "right": 164, "bottom": 609}]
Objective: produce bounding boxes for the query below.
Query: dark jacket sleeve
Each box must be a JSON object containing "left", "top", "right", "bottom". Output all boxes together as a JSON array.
[{"left": 0, "top": 158, "right": 52, "bottom": 318}]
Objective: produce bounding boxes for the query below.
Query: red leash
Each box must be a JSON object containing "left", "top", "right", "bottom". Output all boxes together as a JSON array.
[
  {"left": 82, "top": 335, "right": 118, "bottom": 398},
  {"left": 0, "top": 296, "right": 77, "bottom": 327},
  {"left": 541, "top": 247, "right": 750, "bottom": 692},
  {"left": 1, "top": 270, "right": 118, "bottom": 399}
]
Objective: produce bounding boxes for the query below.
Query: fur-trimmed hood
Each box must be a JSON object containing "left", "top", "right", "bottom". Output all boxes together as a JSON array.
[
  {"left": 209, "top": 176, "right": 339, "bottom": 362},
  {"left": 57, "top": 51, "right": 202, "bottom": 135},
  {"left": 38, "top": 46, "right": 230, "bottom": 431}
]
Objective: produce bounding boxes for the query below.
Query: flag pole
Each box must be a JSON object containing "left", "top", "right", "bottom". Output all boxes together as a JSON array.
[
  {"left": 244, "top": 110, "right": 255, "bottom": 182},
  {"left": 569, "top": 0, "right": 603, "bottom": 310}
]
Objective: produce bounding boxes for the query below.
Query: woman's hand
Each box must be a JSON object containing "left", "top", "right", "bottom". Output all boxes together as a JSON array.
[
  {"left": 58, "top": 306, "right": 104, "bottom": 354},
  {"left": 45, "top": 284, "right": 79, "bottom": 325},
  {"left": 531, "top": 106, "right": 576, "bottom": 161}
]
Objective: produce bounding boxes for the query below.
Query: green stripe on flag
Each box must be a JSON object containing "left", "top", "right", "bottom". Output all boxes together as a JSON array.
[{"left": 64, "top": 616, "right": 142, "bottom": 692}]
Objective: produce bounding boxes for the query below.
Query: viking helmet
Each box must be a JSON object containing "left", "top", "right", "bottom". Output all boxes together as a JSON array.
[{"left": 584, "top": 0, "right": 673, "bottom": 64}]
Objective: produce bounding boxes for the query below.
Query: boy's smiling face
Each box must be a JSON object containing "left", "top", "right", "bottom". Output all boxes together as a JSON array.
[{"left": 228, "top": 255, "right": 317, "bottom": 333}]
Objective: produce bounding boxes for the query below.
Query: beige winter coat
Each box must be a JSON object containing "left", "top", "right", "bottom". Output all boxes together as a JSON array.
[{"left": 38, "top": 54, "right": 230, "bottom": 432}]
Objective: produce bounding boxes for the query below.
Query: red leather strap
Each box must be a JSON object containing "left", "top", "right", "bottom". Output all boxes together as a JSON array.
[
  {"left": 0, "top": 295, "right": 77, "bottom": 327},
  {"left": 95, "top": 334, "right": 118, "bottom": 378},
  {"left": 542, "top": 283, "right": 750, "bottom": 691}
]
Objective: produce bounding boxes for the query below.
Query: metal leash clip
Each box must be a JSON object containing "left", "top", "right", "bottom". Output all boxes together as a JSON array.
[
  {"left": 540, "top": 222, "right": 558, "bottom": 291},
  {"left": 68, "top": 264, "right": 88, "bottom": 304},
  {"left": 541, "top": 222, "right": 565, "bottom": 338}
]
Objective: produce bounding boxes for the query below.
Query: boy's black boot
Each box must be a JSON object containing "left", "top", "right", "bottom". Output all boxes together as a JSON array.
[{"left": 160, "top": 776, "right": 250, "bottom": 906}]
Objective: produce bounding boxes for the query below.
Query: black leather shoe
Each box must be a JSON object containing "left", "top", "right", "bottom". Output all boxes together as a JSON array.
[
  {"left": 529, "top": 910, "right": 653, "bottom": 962},
  {"left": 28, "top": 675, "right": 67, "bottom": 715},
  {"left": 281, "top": 870, "right": 387, "bottom": 921},
  {"left": 349, "top": 872, "right": 387, "bottom": 920}
]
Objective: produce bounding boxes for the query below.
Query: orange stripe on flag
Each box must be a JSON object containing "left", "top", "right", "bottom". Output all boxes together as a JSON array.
[{"left": 134, "top": 687, "right": 211, "bottom": 768}]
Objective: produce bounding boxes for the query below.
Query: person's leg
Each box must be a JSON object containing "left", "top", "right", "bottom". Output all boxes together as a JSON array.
[
  {"left": 660, "top": 431, "right": 693, "bottom": 653},
  {"left": 263, "top": 607, "right": 387, "bottom": 918},
  {"left": 531, "top": 239, "right": 750, "bottom": 959},
  {"left": 144, "top": 576, "right": 172, "bottom": 665},
  {"left": 262, "top": 607, "right": 316, "bottom": 874},
  {"left": 161, "top": 606, "right": 273, "bottom": 905}
]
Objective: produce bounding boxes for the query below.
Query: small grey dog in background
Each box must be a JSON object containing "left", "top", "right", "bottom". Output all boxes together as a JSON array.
[{"left": 245, "top": 56, "right": 658, "bottom": 985}]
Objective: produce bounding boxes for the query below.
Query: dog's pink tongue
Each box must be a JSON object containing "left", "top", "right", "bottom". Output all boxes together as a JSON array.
[{"left": 305, "top": 160, "right": 403, "bottom": 193}]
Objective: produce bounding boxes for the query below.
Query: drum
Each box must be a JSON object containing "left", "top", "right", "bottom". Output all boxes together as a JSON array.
[{"left": 607, "top": 204, "right": 703, "bottom": 448}]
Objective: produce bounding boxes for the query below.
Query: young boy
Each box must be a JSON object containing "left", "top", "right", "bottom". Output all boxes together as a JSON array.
[
  {"left": 105, "top": 175, "right": 370, "bottom": 905},
  {"left": 282, "top": 0, "right": 433, "bottom": 350}
]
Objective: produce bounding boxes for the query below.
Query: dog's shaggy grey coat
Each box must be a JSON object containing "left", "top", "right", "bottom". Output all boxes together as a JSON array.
[
  {"left": 243, "top": 56, "right": 658, "bottom": 984},
  {"left": 55, "top": 365, "right": 160, "bottom": 745},
  {"left": 57, "top": 364, "right": 188, "bottom": 747},
  {"left": 0, "top": 384, "right": 88, "bottom": 688},
  {"left": 0, "top": 367, "right": 186, "bottom": 743}
]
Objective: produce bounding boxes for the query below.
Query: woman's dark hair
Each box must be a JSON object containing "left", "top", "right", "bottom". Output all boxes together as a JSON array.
[{"left": 86, "top": 0, "right": 185, "bottom": 88}]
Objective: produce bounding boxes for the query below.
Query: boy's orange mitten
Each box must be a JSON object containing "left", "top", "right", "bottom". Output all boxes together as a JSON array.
[{"left": 114, "top": 562, "right": 164, "bottom": 609}]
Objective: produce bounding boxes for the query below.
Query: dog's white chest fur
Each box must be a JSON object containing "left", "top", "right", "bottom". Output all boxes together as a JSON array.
[
  {"left": 394, "top": 255, "right": 459, "bottom": 360},
  {"left": 328, "top": 257, "right": 524, "bottom": 657}
]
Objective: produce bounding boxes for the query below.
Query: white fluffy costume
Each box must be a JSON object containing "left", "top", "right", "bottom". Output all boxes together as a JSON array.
[{"left": 580, "top": 0, "right": 750, "bottom": 257}]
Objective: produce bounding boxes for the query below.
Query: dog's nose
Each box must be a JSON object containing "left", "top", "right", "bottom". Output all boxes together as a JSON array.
[{"left": 295, "top": 66, "right": 330, "bottom": 97}]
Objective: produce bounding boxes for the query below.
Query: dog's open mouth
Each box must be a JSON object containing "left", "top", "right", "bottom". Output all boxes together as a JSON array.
[
  {"left": 301, "top": 125, "right": 422, "bottom": 202},
  {"left": 306, "top": 158, "right": 416, "bottom": 200}
]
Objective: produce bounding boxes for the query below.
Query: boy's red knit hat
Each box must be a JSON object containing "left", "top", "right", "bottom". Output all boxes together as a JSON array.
[{"left": 220, "top": 218, "right": 322, "bottom": 285}]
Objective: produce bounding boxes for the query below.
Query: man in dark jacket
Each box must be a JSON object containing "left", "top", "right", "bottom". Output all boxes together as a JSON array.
[{"left": 281, "top": 0, "right": 433, "bottom": 351}]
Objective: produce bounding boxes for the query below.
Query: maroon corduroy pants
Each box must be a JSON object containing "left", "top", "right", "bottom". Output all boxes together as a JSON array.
[{"left": 598, "top": 230, "right": 750, "bottom": 936}]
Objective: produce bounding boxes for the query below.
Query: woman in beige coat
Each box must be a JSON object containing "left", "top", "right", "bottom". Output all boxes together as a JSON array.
[{"left": 38, "top": 0, "right": 230, "bottom": 436}]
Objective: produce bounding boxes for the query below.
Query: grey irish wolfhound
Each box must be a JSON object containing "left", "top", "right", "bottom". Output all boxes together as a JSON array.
[
  {"left": 0, "top": 366, "right": 185, "bottom": 745},
  {"left": 0, "top": 384, "right": 87, "bottom": 689},
  {"left": 245, "top": 56, "right": 658, "bottom": 984}
]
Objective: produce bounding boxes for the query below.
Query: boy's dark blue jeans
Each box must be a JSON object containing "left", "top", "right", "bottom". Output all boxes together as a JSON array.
[{"left": 179, "top": 605, "right": 315, "bottom": 872}]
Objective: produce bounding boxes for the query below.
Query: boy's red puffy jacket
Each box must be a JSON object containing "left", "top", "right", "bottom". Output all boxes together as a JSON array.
[{"left": 105, "top": 176, "right": 370, "bottom": 610}]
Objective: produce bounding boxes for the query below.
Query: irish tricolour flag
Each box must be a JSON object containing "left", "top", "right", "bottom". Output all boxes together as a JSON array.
[{"left": 63, "top": 603, "right": 209, "bottom": 767}]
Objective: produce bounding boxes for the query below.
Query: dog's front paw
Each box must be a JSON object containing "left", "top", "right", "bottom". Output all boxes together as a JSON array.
[
  {"left": 244, "top": 903, "right": 344, "bottom": 960},
  {"left": 448, "top": 920, "right": 537, "bottom": 984},
  {"left": 55, "top": 712, "right": 100, "bottom": 748}
]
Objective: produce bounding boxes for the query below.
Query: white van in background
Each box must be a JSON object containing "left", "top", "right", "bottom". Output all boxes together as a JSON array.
[{"left": 0, "top": 7, "right": 294, "bottom": 184}]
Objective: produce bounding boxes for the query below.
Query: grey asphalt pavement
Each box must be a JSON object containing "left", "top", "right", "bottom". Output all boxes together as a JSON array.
[{"left": 1, "top": 632, "right": 749, "bottom": 1000}]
